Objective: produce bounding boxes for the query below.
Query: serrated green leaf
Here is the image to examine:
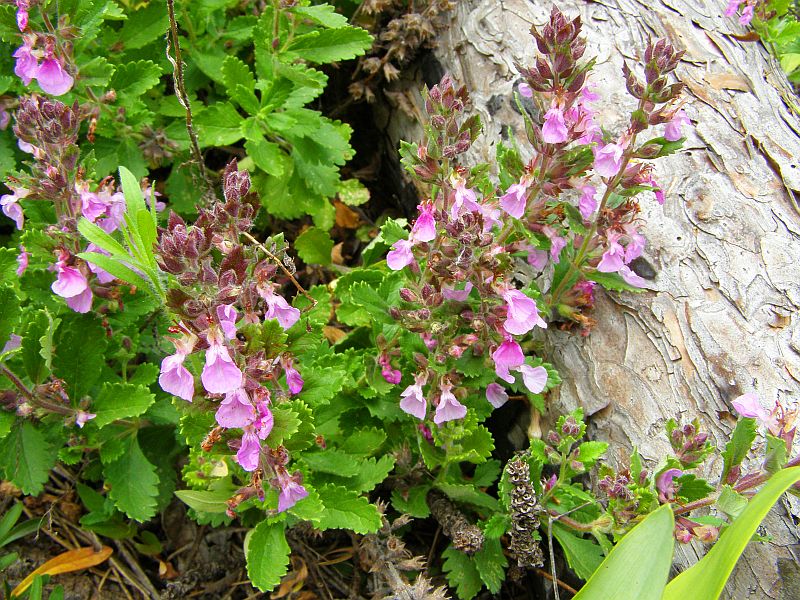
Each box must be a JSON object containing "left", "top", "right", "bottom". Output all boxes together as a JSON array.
[
  {"left": 77, "top": 56, "right": 115, "bottom": 88},
  {"left": 380, "top": 218, "right": 409, "bottom": 245},
  {"left": 340, "top": 427, "right": 386, "bottom": 456},
  {"left": 585, "top": 270, "right": 645, "bottom": 293},
  {"left": 267, "top": 404, "right": 301, "bottom": 446},
  {"left": 302, "top": 449, "right": 361, "bottom": 476},
  {"left": 53, "top": 315, "right": 108, "bottom": 399},
  {"left": 577, "top": 441, "right": 608, "bottom": 469},
  {"left": 118, "top": 2, "right": 168, "bottom": 50},
  {"left": 195, "top": 103, "right": 245, "bottom": 146},
  {"left": 326, "top": 455, "right": 395, "bottom": 493},
  {"left": 111, "top": 60, "right": 162, "bottom": 98},
  {"left": 0, "top": 421, "right": 57, "bottom": 496},
  {"left": 317, "top": 485, "right": 382, "bottom": 534},
  {"left": 104, "top": 434, "right": 159, "bottom": 522},
  {"left": 473, "top": 537, "right": 507, "bottom": 594},
  {"left": 294, "top": 227, "right": 333, "bottom": 265},
  {"left": 288, "top": 27, "right": 373, "bottom": 63},
  {"left": 222, "top": 56, "right": 260, "bottom": 114},
  {"left": 552, "top": 523, "right": 606, "bottom": 581},
  {"left": 471, "top": 460, "right": 501, "bottom": 488},
  {"left": 91, "top": 383, "right": 155, "bottom": 428},
  {"left": 300, "top": 366, "right": 346, "bottom": 406},
  {"left": 717, "top": 485, "right": 748, "bottom": 520},
  {"left": 245, "top": 520, "right": 290, "bottom": 592},
  {"left": 291, "top": 4, "right": 349, "bottom": 28},
  {"left": 338, "top": 178, "right": 370, "bottom": 206},
  {"left": 245, "top": 138, "right": 285, "bottom": 177},
  {"left": 676, "top": 474, "right": 714, "bottom": 503},
  {"left": 482, "top": 514, "right": 510, "bottom": 539},
  {"left": 722, "top": 418, "right": 757, "bottom": 481},
  {"left": 442, "top": 545, "right": 483, "bottom": 600},
  {"left": 391, "top": 485, "right": 431, "bottom": 518}
]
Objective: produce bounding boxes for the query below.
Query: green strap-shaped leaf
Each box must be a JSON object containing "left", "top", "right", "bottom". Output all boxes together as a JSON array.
[
  {"left": 245, "top": 520, "right": 291, "bottom": 592},
  {"left": 573, "top": 504, "right": 674, "bottom": 600},
  {"left": 76, "top": 252, "right": 150, "bottom": 293},
  {"left": 663, "top": 467, "right": 800, "bottom": 600},
  {"left": 77, "top": 218, "right": 130, "bottom": 261}
]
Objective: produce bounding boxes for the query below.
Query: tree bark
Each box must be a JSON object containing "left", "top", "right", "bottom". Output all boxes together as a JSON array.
[{"left": 382, "top": 0, "right": 800, "bottom": 597}]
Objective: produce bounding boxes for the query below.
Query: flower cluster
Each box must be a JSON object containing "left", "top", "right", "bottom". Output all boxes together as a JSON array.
[
  {"left": 724, "top": 0, "right": 771, "bottom": 25},
  {"left": 2, "top": 96, "right": 142, "bottom": 313},
  {"left": 12, "top": 0, "right": 74, "bottom": 96},
  {"left": 156, "top": 161, "right": 309, "bottom": 512}
]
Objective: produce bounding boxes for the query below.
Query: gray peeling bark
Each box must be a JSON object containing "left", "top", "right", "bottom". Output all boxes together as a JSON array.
[{"left": 383, "top": 0, "right": 800, "bottom": 597}]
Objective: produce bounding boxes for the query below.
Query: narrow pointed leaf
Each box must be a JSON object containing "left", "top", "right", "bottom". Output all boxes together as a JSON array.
[
  {"left": 663, "top": 467, "right": 800, "bottom": 600},
  {"left": 573, "top": 504, "right": 674, "bottom": 600}
]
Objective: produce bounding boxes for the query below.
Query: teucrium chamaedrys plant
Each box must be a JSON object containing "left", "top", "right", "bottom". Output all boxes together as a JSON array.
[{"left": 1, "top": 2, "right": 799, "bottom": 598}]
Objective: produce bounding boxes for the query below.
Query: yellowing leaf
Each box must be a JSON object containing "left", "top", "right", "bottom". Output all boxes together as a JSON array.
[{"left": 12, "top": 546, "right": 113, "bottom": 597}]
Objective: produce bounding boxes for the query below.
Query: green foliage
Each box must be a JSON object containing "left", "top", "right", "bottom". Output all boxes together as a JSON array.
[
  {"left": 245, "top": 520, "right": 291, "bottom": 592},
  {"left": 103, "top": 433, "right": 160, "bottom": 522}
]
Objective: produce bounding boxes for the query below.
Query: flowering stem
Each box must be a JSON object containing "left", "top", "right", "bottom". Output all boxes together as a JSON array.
[{"left": 0, "top": 365, "right": 73, "bottom": 416}]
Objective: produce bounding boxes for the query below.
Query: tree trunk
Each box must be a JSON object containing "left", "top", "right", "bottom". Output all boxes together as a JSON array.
[{"left": 382, "top": 0, "right": 800, "bottom": 597}]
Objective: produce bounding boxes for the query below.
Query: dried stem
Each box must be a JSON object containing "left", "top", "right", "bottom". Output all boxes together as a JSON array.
[
  {"left": 533, "top": 568, "right": 579, "bottom": 595},
  {"left": 165, "top": 0, "right": 213, "bottom": 198},
  {"left": 241, "top": 231, "right": 317, "bottom": 309}
]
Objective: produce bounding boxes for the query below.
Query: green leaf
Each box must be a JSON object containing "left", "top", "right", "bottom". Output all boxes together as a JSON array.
[
  {"left": 435, "top": 483, "right": 499, "bottom": 511},
  {"left": 104, "top": 434, "right": 160, "bottom": 522},
  {"left": 391, "top": 485, "right": 431, "bottom": 518},
  {"left": 288, "top": 27, "right": 373, "bottom": 63},
  {"left": 482, "top": 514, "right": 510, "bottom": 539},
  {"left": 91, "top": 383, "right": 155, "bottom": 428},
  {"left": 0, "top": 285, "right": 20, "bottom": 350},
  {"left": 317, "top": 484, "right": 382, "bottom": 534},
  {"left": 294, "top": 227, "right": 333, "bottom": 265},
  {"left": 118, "top": 2, "right": 168, "bottom": 50},
  {"left": 337, "top": 178, "right": 370, "bottom": 206},
  {"left": 110, "top": 60, "right": 162, "bottom": 98},
  {"left": 53, "top": 315, "right": 108, "bottom": 399},
  {"left": 577, "top": 441, "right": 609, "bottom": 469},
  {"left": 717, "top": 485, "right": 748, "bottom": 520},
  {"left": 327, "top": 455, "right": 395, "bottom": 493},
  {"left": 552, "top": 524, "right": 606, "bottom": 581},
  {"left": 222, "top": 56, "right": 259, "bottom": 114},
  {"left": 721, "top": 418, "right": 757, "bottom": 481},
  {"left": 245, "top": 138, "right": 285, "bottom": 177},
  {"left": 76, "top": 252, "right": 151, "bottom": 293},
  {"left": 442, "top": 545, "right": 483, "bottom": 600},
  {"left": 764, "top": 433, "right": 788, "bottom": 473},
  {"left": 245, "top": 520, "right": 291, "bottom": 592},
  {"left": 195, "top": 103, "right": 245, "bottom": 146},
  {"left": 473, "top": 537, "right": 507, "bottom": 594},
  {"left": 302, "top": 449, "right": 361, "bottom": 476},
  {"left": 572, "top": 505, "right": 674, "bottom": 599},
  {"left": 676, "top": 474, "right": 714, "bottom": 503},
  {"left": 340, "top": 427, "right": 386, "bottom": 455},
  {"left": 300, "top": 366, "right": 346, "bottom": 406},
  {"left": 0, "top": 421, "right": 57, "bottom": 496},
  {"left": 663, "top": 467, "right": 800, "bottom": 600},
  {"left": 291, "top": 4, "right": 349, "bottom": 28},
  {"left": 175, "top": 486, "right": 237, "bottom": 515},
  {"left": 380, "top": 218, "right": 409, "bottom": 246}
]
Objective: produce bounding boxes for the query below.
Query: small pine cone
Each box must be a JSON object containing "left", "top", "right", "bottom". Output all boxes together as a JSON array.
[
  {"left": 427, "top": 489, "right": 484, "bottom": 554},
  {"left": 506, "top": 455, "right": 545, "bottom": 568}
]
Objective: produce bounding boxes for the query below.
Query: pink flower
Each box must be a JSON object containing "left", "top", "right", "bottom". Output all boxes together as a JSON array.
[
  {"left": 502, "top": 289, "right": 547, "bottom": 335},
  {"left": 543, "top": 226, "right": 566, "bottom": 261},
  {"left": 201, "top": 340, "right": 243, "bottom": 394},
  {"left": 237, "top": 427, "right": 262, "bottom": 471},
  {"left": 277, "top": 470, "right": 309, "bottom": 512},
  {"left": 0, "top": 108, "right": 9, "bottom": 131},
  {"left": 519, "top": 365, "right": 548, "bottom": 394},
  {"left": 724, "top": 0, "right": 741, "bottom": 17},
  {"left": 619, "top": 265, "right": 646, "bottom": 288},
  {"left": 1, "top": 187, "right": 28, "bottom": 230},
  {"left": 527, "top": 249, "right": 548, "bottom": 271},
  {"left": 215, "top": 388, "right": 254, "bottom": 428},
  {"left": 285, "top": 362, "right": 304, "bottom": 394},
  {"left": 262, "top": 289, "right": 301, "bottom": 330},
  {"left": 739, "top": 5, "right": 754, "bottom": 25},
  {"left": 253, "top": 399, "right": 274, "bottom": 439},
  {"left": 442, "top": 282, "right": 473, "bottom": 302},
  {"left": 732, "top": 392, "right": 771, "bottom": 423},
  {"left": 518, "top": 82, "right": 533, "bottom": 98},
  {"left": 623, "top": 227, "right": 646, "bottom": 263},
  {"left": 216, "top": 304, "right": 238, "bottom": 339},
  {"left": 159, "top": 352, "right": 195, "bottom": 402},
  {"left": 75, "top": 411, "right": 96, "bottom": 428},
  {"left": 16, "top": 0, "right": 28, "bottom": 31},
  {"left": 412, "top": 203, "right": 436, "bottom": 242},
  {"left": 66, "top": 287, "right": 93, "bottom": 313},
  {"left": 657, "top": 468, "right": 682, "bottom": 502},
  {"left": 85, "top": 244, "right": 115, "bottom": 284},
  {"left": 434, "top": 383, "right": 467, "bottom": 424},
  {"left": 13, "top": 41, "right": 37, "bottom": 85},
  {"left": 542, "top": 107, "right": 569, "bottom": 144},
  {"left": 486, "top": 383, "right": 509, "bottom": 409},
  {"left": 16, "top": 246, "right": 28, "bottom": 277},
  {"left": 664, "top": 110, "right": 691, "bottom": 142},
  {"left": 597, "top": 241, "right": 625, "bottom": 273},
  {"left": 451, "top": 179, "right": 480, "bottom": 219},
  {"left": 593, "top": 143, "right": 624, "bottom": 178},
  {"left": 379, "top": 353, "right": 401, "bottom": 385},
  {"left": 581, "top": 84, "right": 600, "bottom": 103},
  {"left": 387, "top": 239, "right": 415, "bottom": 271},
  {"left": 492, "top": 339, "right": 525, "bottom": 383},
  {"left": 400, "top": 373, "right": 428, "bottom": 420},
  {"left": 578, "top": 186, "right": 598, "bottom": 220},
  {"left": 499, "top": 182, "right": 528, "bottom": 218},
  {"left": 35, "top": 57, "right": 74, "bottom": 96},
  {"left": 52, "top": 263, "right": 89, "bottom": 299}
]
